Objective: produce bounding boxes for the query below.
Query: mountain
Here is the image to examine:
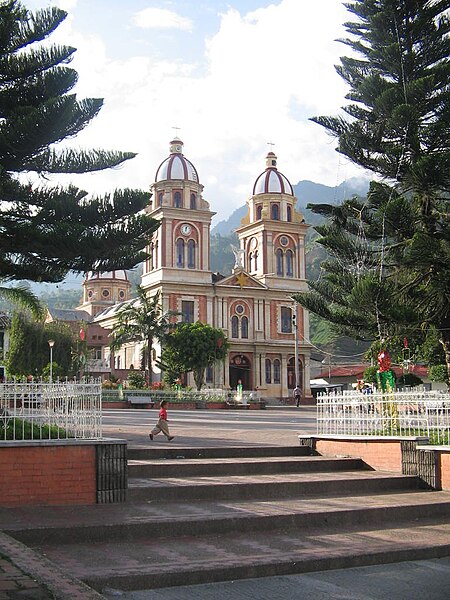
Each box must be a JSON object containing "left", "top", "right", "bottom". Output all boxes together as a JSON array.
[{"left": 211, "top": 177, "right": 370, "bottom": 236}]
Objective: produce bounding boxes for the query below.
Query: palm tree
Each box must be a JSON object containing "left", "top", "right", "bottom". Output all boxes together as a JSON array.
[
  {"left": 110, "top": 286, "right": 176, "bottom": 385},
  {"left": 0, "top": 284, "right": 43, "bottom": 319}
]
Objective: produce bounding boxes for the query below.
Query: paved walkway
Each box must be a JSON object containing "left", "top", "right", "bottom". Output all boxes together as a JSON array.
[{"left": 0, "top": 407, "right": 449, "bottom": 599}]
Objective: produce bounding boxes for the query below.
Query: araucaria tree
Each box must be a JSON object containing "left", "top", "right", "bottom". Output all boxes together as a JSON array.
[
  {"left": 0, "top": 1, "right": 158, "bottom": 294},
  {"left": 110, "top": 287, "right": 176, "bottom": 385},
  {"left": 162, "top": 322, "right": 229, "bottom": 390},
  {"left": 294, "top": 0, "right": 450, "bottom": 383}
]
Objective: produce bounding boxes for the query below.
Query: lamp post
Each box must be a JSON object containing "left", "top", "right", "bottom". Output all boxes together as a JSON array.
[
  {"left": 292, "top": 306, "right": 299, "bottom": 389},
  {"left": 48, "top": 339, "right": 55, "bottom": 383}
]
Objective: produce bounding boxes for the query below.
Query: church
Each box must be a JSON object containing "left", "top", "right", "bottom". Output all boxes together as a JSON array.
[{"left": 73, "top": 138, "right": 312, "bottom": 400}]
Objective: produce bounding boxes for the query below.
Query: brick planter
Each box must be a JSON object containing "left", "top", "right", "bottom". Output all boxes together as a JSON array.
[
  {"left": 0, "top": 440, "right": 126, "bottom": 507},
  {"left": 299, "top": 435, "right": 450, "bottom": 491}
]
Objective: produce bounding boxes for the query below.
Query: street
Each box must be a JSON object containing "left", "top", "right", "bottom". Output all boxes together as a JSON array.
[{"left": 101, "top": 407, "right": 317, "bottom": 447}]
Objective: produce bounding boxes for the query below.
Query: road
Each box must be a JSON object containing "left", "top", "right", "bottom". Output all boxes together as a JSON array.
[{"left": 101, "top": 406, "right": 317, "bottom": 448}]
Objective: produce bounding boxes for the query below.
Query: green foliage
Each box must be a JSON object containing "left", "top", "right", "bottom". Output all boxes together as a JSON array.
[
  {"left": 0, "top": 417, "right": 67, "bottom": 440},
  {"left": 363, "top": 366, "right": 378, "bottom": 384},
  {"left": 6, "top": 312, "right": 74, "bottom": 376},
  {"left": 429, "top": 365, "right": 449, "bottom": 385},
  {"left": 162, "top": 322, "right": 229, "bottom": 390},
  {"left": 294, "top": 0, "right": 450, "bottom": 382},
  {"left": 396, "top": 373, "right": 423, "bottom": 388},
  {"left": 0, "top": 0, "right": 159, "bottom": 285},
  {"left": 127, "top": 370, "right": 146, "bottom": 389},
  {"left": 110, "top": 286, "right": 177, "bottom": 384}
]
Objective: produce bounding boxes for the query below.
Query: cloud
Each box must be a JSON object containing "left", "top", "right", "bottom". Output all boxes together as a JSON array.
[
  {"left": 133, "top": 8, "right": 193, "bottom": 31},
  {"left": 37, "top": 0, "right": 369, "bottom": 223}
]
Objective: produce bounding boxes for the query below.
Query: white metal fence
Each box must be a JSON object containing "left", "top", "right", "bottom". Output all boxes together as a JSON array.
[
  {"left": 317, "top": 389, "right": 450, "bottom": 445},
  {"left": 0, "top": 379, "right": 103, "bottom": 441}
]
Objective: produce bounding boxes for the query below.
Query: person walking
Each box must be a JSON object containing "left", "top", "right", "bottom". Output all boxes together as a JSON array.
[
  {"left": 149, "top": 400, "right": 174, "bottom": 441},
  {"left": 293, "top": 385, "right": 302, "bottom": 407}
]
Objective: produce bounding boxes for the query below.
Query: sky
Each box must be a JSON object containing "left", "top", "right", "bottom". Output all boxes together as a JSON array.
[{"left": 25, "top": 0, "right": 369, "bottom": 225}]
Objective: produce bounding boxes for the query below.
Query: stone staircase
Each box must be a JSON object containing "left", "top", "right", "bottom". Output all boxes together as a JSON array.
[{"left": 5, "top": 445, "right": 450, "bottom": 595}]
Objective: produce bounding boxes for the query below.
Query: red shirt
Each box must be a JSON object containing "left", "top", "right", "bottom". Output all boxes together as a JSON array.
[{"left": 159, "top": 407, "right": 168, "bottom": 421}]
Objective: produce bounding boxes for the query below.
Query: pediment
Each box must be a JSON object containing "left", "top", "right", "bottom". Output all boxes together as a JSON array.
[{"left": 214, "top": 270, "right": 267, "bottom": 289}]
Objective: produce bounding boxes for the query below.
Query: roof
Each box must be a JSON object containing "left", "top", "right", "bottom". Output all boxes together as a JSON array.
[
  {"left": 253, "top": 152, "right": 293, "bottom": 196},
  {"left": 85, "top": 270, "right": 129, "bottom": 282},
  {"left": 320, "top": 364, "right": 430, "bottom": 380},
  {"left": 47, "top": 308, "right": 92, "bottom": 323},
  {"left": 155, "top": 139, "right": 199, "bottom": 183}
]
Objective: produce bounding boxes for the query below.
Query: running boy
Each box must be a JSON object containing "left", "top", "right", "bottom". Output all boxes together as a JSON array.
[{"left": 149, "top": 400, "right": 174, "bottom": 441}]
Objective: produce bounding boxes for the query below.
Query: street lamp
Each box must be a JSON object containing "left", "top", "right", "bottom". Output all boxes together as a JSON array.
[
  {"left": 292, "top": 306, "right": 299, "bottom": 389},
  {"left": 48, "top": 339, "right": 55, "bottom": 383}
]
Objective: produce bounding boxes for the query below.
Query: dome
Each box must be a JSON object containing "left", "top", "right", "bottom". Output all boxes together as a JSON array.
[
  {"left": 155, "top": 138, "right": 199, "bottom": 183},
  {"left": 253, "top": 151, "right": 293, "bottom": 196},
  {"left": 85, "top": 270, "right": 129, "bottom": 282}
]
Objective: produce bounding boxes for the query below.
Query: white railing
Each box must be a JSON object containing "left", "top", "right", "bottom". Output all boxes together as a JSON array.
[
  {"left": 317, "top": 389, "right": 450, "bottom": 445},
  {"left": 0, "top": 379, "right": 103, "bottom": 441}
]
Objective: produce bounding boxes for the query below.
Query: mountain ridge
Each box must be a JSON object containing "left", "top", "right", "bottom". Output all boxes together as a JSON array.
[{"left": 212, "top": 176, "right": 370, "bottom": 235}]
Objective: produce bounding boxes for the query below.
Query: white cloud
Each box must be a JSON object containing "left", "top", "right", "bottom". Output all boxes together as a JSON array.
[
  {"left": 38, "top": 0, "right": 368, "bottom": 223},
  {"left": 133, "top": 8, "right": 193, "bottom": 31}
]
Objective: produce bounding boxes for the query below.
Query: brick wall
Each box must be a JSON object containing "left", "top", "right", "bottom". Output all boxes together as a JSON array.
[
  {"left": 440, "top": 452, "right": 450, "bottom": 491},
  {"left": 0, "top": 444, "right": 96, "bottom": 507},
  {"left": 314, "top": 438, "right": 403, "bottom": 472}
]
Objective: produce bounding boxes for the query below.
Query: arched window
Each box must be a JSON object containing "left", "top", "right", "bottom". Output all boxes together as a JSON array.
[
  {"left": 158, "top": 192, "right": 163, "bottom": 206},
  {"left": 273, "top": 359, "right": 281, "bottom": 384},
  {"left": 256, "top": 205, "right": 263, "bottom": 220},
  {"left": 174, "top": 191, "right": 182, "bottom": 208},
  {"left": 281, "top": 306, "right": 292, "bottom": 333},
  {"left": 206, "top": 364, "right": 213, "bottom": 383},
  {"left": 276, "top": 249, "right": 284, "bottom": 276},
  {"left": 265, "top": 359, "right": 272, "bottom": 384},
  {"left": 188, "top": 239, "right": 196, "bottom": 269},
  {"left": 271, "top": 203, "right": 280, "bottom": 220},
  {"left": 286, "top": 249, "right": 293, "bottom": 277},
  {"left": 287, "top": 205, "right": 292, "bottom": 222},
  {"left": 116, "top": 355, "right": 121, "bottom": 369},
  {"left": 241, "top": 316, "right": 248, "bottom": 339},
  {"left": 231, "top": 316, "right": 239, "bottom": 338},
  {"left": 254, "top": 250, "right": 258, "bottom": 271},
  {"left": 248, "top": 252, "right": 253, "bottom": 271},
  {"left": 190, "top": 193, "right": 196, "bottom": 209},
  {"left": 150, "top": 242, "right": 154, "bottom": 270},
  {"left": 176, "top": 238, "right": 185, "bottom": 268},
  {"left": 155, "top": 241, "right": 159, "bottom": 269}
]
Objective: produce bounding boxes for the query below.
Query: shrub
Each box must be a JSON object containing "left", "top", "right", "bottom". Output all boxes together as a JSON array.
[
  {"left": 429, "top": 365, "right": 449, "bottom": 384},
  {"left": 127, "top": 371, "right": 146, "bottom": 389},
  {"left": 396, "top": 373, "right": 423, "bottom": 388},
  {"left": 363, "top": 366, "right": 378, "bottom": 384}
]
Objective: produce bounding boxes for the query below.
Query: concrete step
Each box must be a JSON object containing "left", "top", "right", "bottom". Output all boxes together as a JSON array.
[
  {"left": 127, "top": 455, "right": 367, "bottom": 478},
  {"left": 8, "top": 491, "right": 450, "bottom": 546},
  {"left": 127, "top": 470, "right": 425, "bottom": 502},
  {"left": 33, "top": 520, "right": 450, "bottom": 592},
  {"left": 127, "top": 445, "right": 311, "bottom": 461}
]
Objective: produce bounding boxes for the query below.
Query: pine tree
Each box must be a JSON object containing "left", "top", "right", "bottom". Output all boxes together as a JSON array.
[
  {"left": 293, "top": 0, "right": 450, "bottom": 382},
  {"left": 0, "top": 0, "right": 158, "bottom": 288}
]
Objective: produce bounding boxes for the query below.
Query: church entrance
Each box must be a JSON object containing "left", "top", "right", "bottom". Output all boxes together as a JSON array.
[
  {"left": 229, "top": 354, "right": 251, "bottom": 390},
  {"left": 287, "top": 356, "right": 303, "bottom": 390}
]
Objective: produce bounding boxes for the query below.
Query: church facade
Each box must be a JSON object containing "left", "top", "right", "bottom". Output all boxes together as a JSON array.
[{"left": 78, "top": 139, "right": 312, "bottom": 400}]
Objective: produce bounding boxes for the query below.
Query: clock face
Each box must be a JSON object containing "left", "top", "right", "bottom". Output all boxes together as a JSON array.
[{"left": 181, "top": 223, "right": 192, "bottom": 236}]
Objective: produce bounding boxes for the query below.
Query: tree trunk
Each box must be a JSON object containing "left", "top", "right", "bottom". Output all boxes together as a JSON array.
[
  {"left": 194, "top": 367, "right": 204, "bottom": 391},
  {"left": 147, "top": 339, "right": 153, "bottom": 385},
  {"left": 439, "top": 331, "right": 450, "bottom": 390}
]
